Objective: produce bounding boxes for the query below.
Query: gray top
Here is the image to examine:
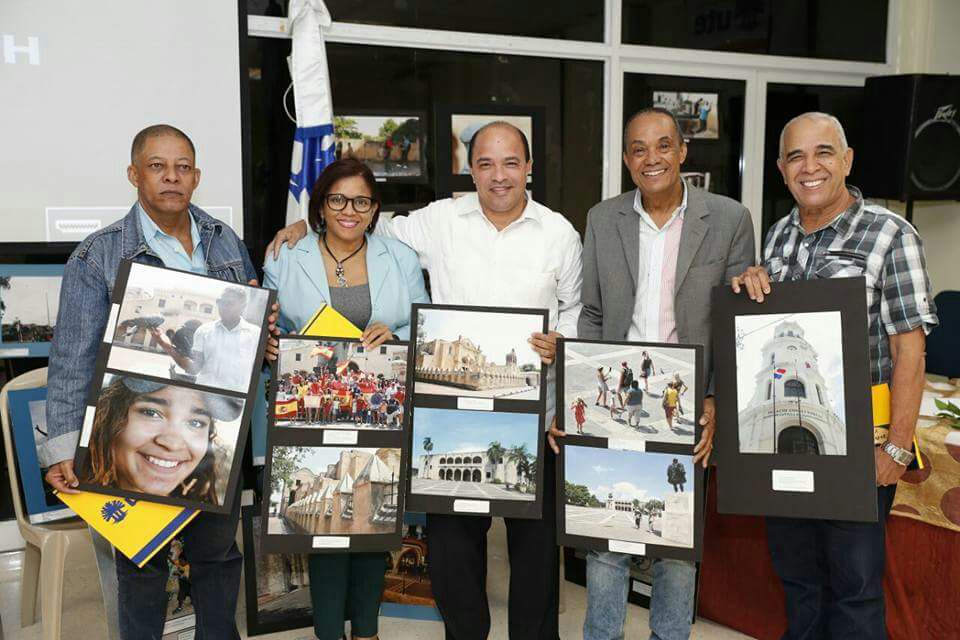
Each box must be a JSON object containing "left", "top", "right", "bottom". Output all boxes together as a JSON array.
[{"left": 328, "top": 283, "right": 372, "bottom": 330}]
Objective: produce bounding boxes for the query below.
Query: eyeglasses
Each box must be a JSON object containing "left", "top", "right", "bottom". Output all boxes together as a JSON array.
[{"left": 325, "top": 193, "right": 375, "bottom": 213}]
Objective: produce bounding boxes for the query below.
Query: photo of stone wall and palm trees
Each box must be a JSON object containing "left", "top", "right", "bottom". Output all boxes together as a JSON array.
[
  {"left": 411, "top": 408, "right": 539, "bottom": 501},
  {"left": 0, "top": 273, "right": 59, "bottom": 346}
]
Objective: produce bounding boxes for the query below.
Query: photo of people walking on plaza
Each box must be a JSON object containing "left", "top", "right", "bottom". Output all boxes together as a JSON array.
[
  {"left": 652, "top": 91, "right": 719, "bottom": 139},
  {"left": 78, "top": 373, "right": 245, "bottom": 508},
  {"left": 411, "top": 408, "right": 539, "bottom": 501},
  {"left": 274, "top": 339, "right": 408, "bottom": 431},
  {"left": 107, "top": 263, "right": 270, "bottom": 394},
  {"left": 563, "top": 446, "right": 695, "bottom": 548},
  {"left": 414, "top": 307, "right": 543, "bottom": 401},
  {"left": 563, "top": 341, "right": 698, "bottom": 445},
  {"left": 334, "top": 114, "right": 423, "bottom": 179},
  {"left": 267, "top": 446, "right": 401, "bottom": 536},
  {"left": 736, "top": 312, "right": 847, "bottom": 456},
  {"left": 0, "top": 271, "right": 60, "bottom": 346}
]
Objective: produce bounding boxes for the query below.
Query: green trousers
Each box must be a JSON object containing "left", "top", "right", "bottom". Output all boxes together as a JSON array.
[{"left": 308, "top": 551, "right": 387, "bottom": 640}]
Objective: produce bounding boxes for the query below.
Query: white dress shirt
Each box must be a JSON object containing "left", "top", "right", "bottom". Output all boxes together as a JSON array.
[
  {"left": 377, "top": 193, "right": 584, "bottom": 425},
  {"left": 192, "top": 317, "right": 261, "bottom": 392},
  {"left": 626, "top": 184, "right": 687, "bottom": 343}
]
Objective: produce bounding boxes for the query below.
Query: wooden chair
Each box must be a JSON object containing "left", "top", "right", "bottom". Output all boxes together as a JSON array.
[{"left": 0, "top": 367, "right": 90, "bottom": 640}]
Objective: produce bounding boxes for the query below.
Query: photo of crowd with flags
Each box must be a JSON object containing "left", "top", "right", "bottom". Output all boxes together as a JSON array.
[{"left": 274, "top": 338, "right": 408, "bottom": 431}]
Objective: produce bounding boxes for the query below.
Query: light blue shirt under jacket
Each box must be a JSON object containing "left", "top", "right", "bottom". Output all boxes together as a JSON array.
[
  {"left": 263, "top": 231, "right": 430, "bottom": 338},
  {"left": 136, "top": 202, "right": 207, "bottom": 274}
]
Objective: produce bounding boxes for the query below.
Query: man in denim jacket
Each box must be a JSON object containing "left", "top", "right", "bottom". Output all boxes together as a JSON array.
[{"left": 45, "top": 125, "right": 258, "bottom": 640}]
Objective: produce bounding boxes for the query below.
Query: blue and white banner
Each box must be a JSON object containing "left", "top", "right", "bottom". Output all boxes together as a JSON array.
[{"left": 286, "top": 0, "right": 336, "bottom": 225}]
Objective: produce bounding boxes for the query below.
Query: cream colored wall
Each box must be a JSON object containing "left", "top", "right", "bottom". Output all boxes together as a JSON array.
[{"left": 889, "top": 0, "right": 960, "bottom": 294}]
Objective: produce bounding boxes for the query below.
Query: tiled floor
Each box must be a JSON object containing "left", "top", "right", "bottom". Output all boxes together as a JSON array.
[{"left": 0, "top": 520, "right": 751, "bottom": 639}]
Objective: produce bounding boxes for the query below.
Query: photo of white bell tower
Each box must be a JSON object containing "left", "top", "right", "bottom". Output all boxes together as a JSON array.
[{"left": 737, "top": 318, "right": 846, "bottom": 456}]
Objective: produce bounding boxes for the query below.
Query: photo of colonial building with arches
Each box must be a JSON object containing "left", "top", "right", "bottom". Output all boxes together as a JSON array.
[
  {"left": 268, "top": 446, "right": 401, "bottom": 536},
  {"left": 410, "top": 408, "right": 539, "bottom": 501},
  {"left": 413, "top": 307, "right": 543, "bottom": 400},
  {"left": 735, "top": 312, "right": 847, "bottom": 456}
]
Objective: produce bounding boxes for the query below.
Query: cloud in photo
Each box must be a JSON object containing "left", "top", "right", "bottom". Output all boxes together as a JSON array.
[{"left": 596, "top": 482, "right": 648, "bottom": 502}]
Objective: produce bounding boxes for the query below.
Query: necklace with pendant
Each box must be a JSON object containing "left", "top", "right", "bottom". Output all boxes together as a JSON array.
[{"left": 322, "top": 234, "right": 366, "bottom": 287}]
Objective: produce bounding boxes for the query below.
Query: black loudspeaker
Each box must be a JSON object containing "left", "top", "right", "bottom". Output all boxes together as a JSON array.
[{"left": 860, "top": 74, "right": 960, "bottom": 201}]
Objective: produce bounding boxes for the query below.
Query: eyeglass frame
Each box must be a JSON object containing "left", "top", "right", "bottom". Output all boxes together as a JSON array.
[{"left": 324, "top": 193, "right": 377, "bottom": 214}]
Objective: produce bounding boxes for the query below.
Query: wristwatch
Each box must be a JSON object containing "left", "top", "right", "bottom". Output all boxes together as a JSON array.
[{"left": 882, "top": 441, "right": 915, "bottom": 467}]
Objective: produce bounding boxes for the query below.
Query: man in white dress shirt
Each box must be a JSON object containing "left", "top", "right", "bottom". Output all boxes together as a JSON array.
[
  {"left": 269, "top": 121, "right": 582, "bottom": 639},
  {"left": 152, "top": 285, "right": 261, "bottom": 392}
]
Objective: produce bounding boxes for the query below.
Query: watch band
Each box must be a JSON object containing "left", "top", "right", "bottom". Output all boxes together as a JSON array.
[{"left": 882, "top": 441, "right": 915, "bottom": 466}]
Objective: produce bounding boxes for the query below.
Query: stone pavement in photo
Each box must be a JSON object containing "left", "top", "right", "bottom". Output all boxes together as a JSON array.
[
  {"left": 563, "top": 344, "right": 696, "bottom": 445},
  {"left": 411, "top": 479, "right": 536, "bottom": 501}
]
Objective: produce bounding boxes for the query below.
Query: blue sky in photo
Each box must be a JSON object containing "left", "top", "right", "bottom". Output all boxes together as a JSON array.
[
  {"left": 412, "top": 408, "right": 540, "bottom": 457},
  {"left": 565, "top": 446, "right": 694, "bottom": 502}
]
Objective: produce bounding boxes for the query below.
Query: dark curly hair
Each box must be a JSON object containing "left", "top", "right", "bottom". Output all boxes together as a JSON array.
[{"left": 307, "top": 158, "right": 381, "bottom": 235}]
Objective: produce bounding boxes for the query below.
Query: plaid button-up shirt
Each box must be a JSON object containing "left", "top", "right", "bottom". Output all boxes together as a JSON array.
[{"left": 762, "top": 186, "right": 938, "bottom": 385}]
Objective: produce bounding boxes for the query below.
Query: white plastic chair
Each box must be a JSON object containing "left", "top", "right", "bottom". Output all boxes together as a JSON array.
[{"left": 0, "top": 367, "right": 90, "bottom": 640}]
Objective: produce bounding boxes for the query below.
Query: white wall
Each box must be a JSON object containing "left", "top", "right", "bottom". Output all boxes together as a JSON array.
[{"left": 891, "top": 0, "right": 960, "bottom": 295}]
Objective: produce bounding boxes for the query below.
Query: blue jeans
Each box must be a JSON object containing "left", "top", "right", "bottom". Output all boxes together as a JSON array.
[
  {"left": 115, "top": 492, "right": 242, "bottom": 640},
  {"left": 765, "top": 485, "right": 896, "bottom": 640},
  {"left": 584, "top": 551, "right": 696, "bottom": 640}
]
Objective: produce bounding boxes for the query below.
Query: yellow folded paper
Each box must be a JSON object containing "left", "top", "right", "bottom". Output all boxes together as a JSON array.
[
  {"left": 299, "top": 303, "right": 363, "bottom": 338},
  {"left": 56, "top": 490, "right": 198, "bottom": 567}
]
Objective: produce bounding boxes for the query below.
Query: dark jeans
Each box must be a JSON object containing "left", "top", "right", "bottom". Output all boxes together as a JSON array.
[
  {"left": 765, "top": 484, "right": 897, "bottom": 640},
  {"left": 427, "top": 433, "right": 559, "bottom": 640},
  {"left": 308, "top": 552, "right": 387, "bottom": 640},
  {"left": 115, "top": 493, "right": 242, "bottom": 640}
]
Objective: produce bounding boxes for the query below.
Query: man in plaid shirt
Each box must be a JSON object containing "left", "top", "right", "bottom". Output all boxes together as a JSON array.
[{"left": 732, "top": 112, "right": 937, "bottom": 640}]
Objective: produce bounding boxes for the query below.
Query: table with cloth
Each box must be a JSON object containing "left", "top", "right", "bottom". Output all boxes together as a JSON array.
[{"left": 697, "top": 377, "right": 960, "bottom": 639}]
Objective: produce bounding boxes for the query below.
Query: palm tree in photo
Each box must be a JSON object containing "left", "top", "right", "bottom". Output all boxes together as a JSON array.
[
  {"left": 486, "top": 441, "right": 506, "bottom": 485},
  {"left": 423, "top": 437, "right": 433, "bottom": 454},
  {"left": 506, "top": 444, "right": 531, "bottom": 491}
]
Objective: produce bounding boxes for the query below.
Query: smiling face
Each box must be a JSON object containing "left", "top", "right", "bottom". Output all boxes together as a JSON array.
[
  {"left": 127, "top": 134, "right": 201, "bottom": 217},
  {"left": 322, "top": 175, "right": 378, "bottom": 244},
  {"left": 623, "top": 112, "right": 687, "bottom": 197},
  {"left": 777, "top": 116, "right": 853, "bottom": 214},
  {"left": 113, "top": 386, "right": 212, "bottom": 496},
  {"left": 470, "top": 125, "right": 532, "bottom": 214}
]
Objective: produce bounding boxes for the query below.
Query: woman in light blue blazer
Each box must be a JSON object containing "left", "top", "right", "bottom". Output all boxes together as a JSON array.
[{"left": 263, "top": 158, "right": 428, "bottom": 640}]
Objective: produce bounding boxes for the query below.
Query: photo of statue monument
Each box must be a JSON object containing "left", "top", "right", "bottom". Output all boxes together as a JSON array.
[
  {"left": 413, "top": 307, "right": 544, "bottom": 401},
  {"left": 735, "top": 312, "right": 847, "bottom": 456}
]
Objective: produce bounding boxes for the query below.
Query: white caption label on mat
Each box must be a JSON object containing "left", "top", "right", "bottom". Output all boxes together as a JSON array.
[
  {"left": 312, "top": 536, "right": 350, "bottom": 549},
  {"left": 102, "top": 303, "right": 120, "bottom": 343},
  {"left": 772, "top": 469, "right": 815, "bottom": 493},
  {"left": 458, "top": 397, "right": 494, "bottom": 411},
  {"left": 608, "top": 438, "right": 645, "bottom": 452},
  {"left": 79, "top": 406, "right": 97, "bottom": 447},
  {"left": 324, "top": 430, "right": 358, "bottom": 445},
  {"left": 609, "top": 540, "right": 646, "bottom": 555},
  {"left": 631, "top": 579, "right": 652, "bottom": 597},
  {"left": 0, "top": 348, "right": 29, "bottom": 357},
  {"left": 454, "top": 499, "right": 490, "bottom": 514}
]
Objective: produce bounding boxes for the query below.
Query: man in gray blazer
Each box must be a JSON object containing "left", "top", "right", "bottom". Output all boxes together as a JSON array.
[{"left": 577, "top": 107, "right": 755, "bottom": 640}]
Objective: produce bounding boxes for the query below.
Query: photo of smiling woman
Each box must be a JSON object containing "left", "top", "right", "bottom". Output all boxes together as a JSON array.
[{"left": 80, "top": 375, "right": 244, "bottom": 507}]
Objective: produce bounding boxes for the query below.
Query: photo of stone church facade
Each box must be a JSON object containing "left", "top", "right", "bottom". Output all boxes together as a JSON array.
[
  {"left": 738, "top": 319, "right": 846, "bottom": 456},
  {"left": 416, "top": 335, "right": 538, "bottom": 392}
]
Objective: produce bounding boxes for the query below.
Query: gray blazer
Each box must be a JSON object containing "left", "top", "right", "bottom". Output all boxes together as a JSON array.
[{"left": 577, "top": 185, "right": 756, "bottom": 391}]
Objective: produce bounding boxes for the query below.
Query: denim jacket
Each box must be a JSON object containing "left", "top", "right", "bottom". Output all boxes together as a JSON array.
[{"left": 45, "top": 203, "right": 257, "bottom": 464}]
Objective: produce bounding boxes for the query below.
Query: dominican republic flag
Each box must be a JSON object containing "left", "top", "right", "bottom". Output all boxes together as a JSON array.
[
  {"left": 773, "top": 368, "right": 787, "bottom": 379},
  {"left": 286, "top": 0, "right": 336, "bottom": 226}
]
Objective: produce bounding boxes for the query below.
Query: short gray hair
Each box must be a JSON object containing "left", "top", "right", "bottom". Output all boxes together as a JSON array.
[{"left": 778, "top": 112, "right": 848, "bottom": 158}]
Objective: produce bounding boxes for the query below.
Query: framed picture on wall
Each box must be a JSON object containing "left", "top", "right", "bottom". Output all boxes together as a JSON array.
[
  {"left": 711, "top": 277, "right": 877, "bottom": 521},
  {"left": 0, "top": 264, "right": 63, "bottom": 358},
  {"left": 652, "top": 91, "right": 720, "bottom": 139},
  {"left": 334, "top": 110, "right": 428, "bottom": 183},
  {"left": 434, "top": 104, "right": 546, "bottom": 203}
]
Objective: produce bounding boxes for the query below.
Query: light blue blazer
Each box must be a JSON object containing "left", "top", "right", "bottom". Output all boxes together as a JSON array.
[{"left": 263, "top": 231, "right": 430, "bottom": 338}]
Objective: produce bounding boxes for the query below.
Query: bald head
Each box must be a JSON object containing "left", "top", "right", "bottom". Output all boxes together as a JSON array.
[
  {"left": 467, "top": 121, "right": 530, "bottom": 167},
  {"left": 778, "top": 112, "right": 847, "bottom": 159}
]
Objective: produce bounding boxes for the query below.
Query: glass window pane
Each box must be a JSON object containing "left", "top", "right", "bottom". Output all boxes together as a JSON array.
[
  {"left": 245, "top": 38, "right": 604, "bottom": 261},
  {"left": 622, "top": 0, "right": 888, "bottom": 63},
  {"left": 761, "top": 83, "right": 865, "bottom": 238},
  {"left": 248, "top": 0, "right": 605, "bottom": 41},
  {"left": 622, "top": 73, "right": 745, "bottom": 199}
]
